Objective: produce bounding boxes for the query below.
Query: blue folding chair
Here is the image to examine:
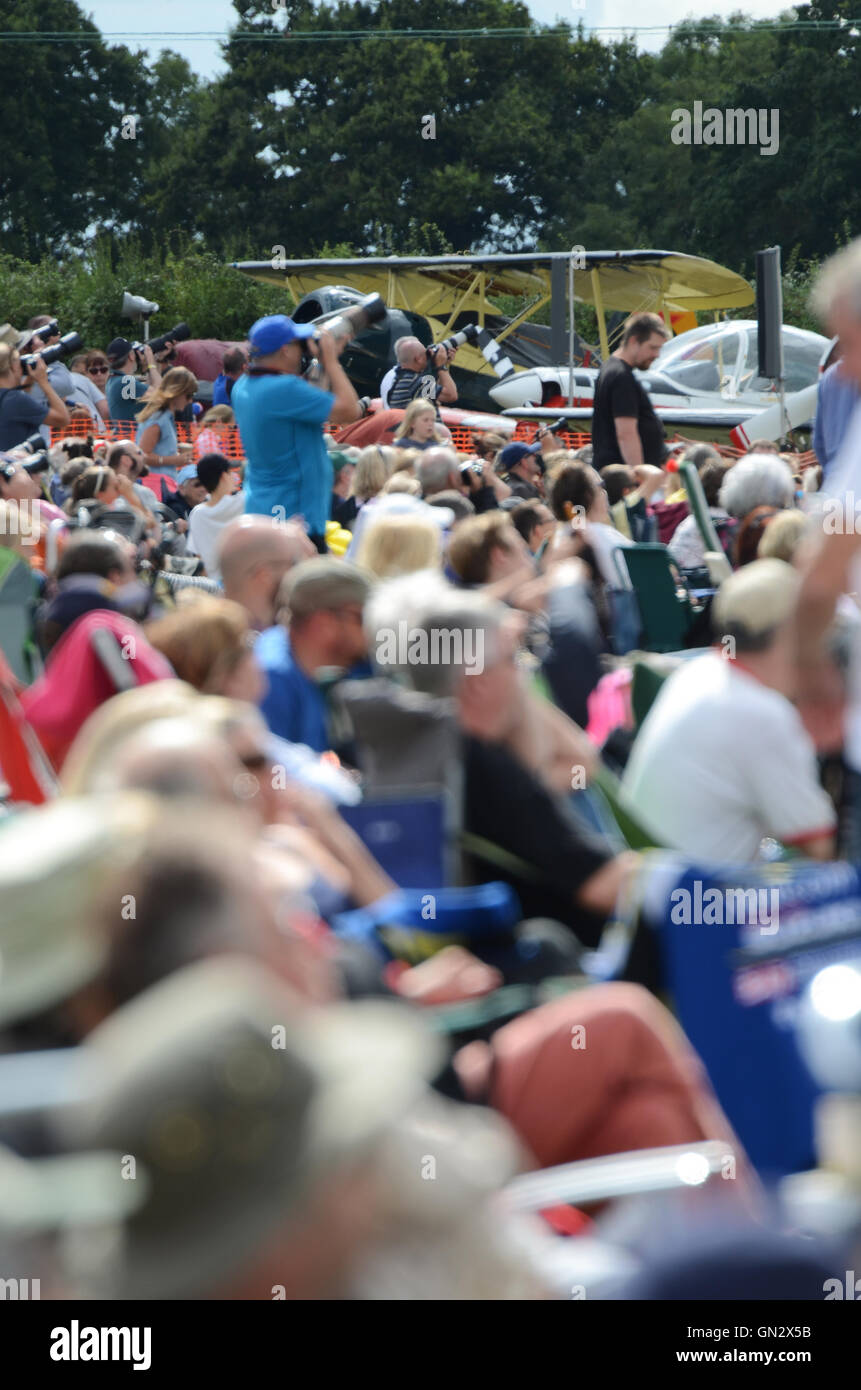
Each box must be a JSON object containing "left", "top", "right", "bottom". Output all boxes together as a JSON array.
[{"left": 647, "top": 857, "right": 861, "bottom": 1177}]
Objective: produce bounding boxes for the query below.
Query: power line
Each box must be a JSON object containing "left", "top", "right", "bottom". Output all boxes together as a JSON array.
[{"left": 0, "top": 20, "right": 857, "bottom": 44}]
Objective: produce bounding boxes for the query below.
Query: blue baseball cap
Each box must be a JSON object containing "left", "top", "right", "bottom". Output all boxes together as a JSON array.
[
  {"left": 248, "top": 314, "right": 315, "bottom": 358},
  {"left": 499, "top": 441, "right": 542, "bottom": 472},
  {"left": 176, "top": 465, "right": 200, "bottom": 485}
]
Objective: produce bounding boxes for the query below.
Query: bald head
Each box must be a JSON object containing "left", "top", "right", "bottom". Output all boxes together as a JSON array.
[
  {"left": 395, "top": 336, "right": 426, "bottom": 370},
  {"left": 93, "top": 720, "right": 246, "bottom": 803},
  {"left": 419, "top": 447, "right": 460, "bottom": 498},
  {"left": 218, "top": 515, "right": 316, "bottom": 629}
]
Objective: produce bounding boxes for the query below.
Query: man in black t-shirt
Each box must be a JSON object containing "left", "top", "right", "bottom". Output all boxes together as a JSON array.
[
  {"left": 366, "top": 576, "right": 638, "bottom": 949},
  {"left": 591, "top": 311, "right": 670, "bottom": 470}
]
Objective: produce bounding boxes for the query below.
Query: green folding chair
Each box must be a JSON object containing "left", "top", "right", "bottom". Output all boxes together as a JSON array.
[
  {"left": 616, "top": 545, "right": 700, "bottom": 654},
  {"left": 0, "top": 550, "right": 41, "bottom": 685},
  {"left": 679, "top": 459, "right": 732, "bottom": 584}
]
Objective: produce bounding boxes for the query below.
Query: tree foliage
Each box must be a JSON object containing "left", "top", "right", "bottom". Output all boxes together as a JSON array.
[{"left": 1, "top": 0, "right": 858, "bottom": 340}]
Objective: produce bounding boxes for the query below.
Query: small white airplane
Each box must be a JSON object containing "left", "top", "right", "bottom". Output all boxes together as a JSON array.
[{"left": 491, "top": 319, "right": 830, "bottom": 447}]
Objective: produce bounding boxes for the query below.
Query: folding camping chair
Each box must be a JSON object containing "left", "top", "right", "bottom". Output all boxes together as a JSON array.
[
  {"left": 616, "top": 545, "right": 702, "bottom": 654},
  {"left": 0, "top": 549, "right": 41, "bottom": 685},
  {"left": 679, "top": 458, "right": 732, "bottom": 585}
]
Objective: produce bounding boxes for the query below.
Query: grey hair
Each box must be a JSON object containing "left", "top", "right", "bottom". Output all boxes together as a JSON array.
[
  {"left": 365, "top": 570, "right": 505, "bottom": 697},
  {"left": 418, "top": 447, "right": 459, "bottom": 497},
  {"left": 719, "top": 454, "right": 795, "bottom": 519},
  {"left": 810, "top": 238, "right": 861, "bottom": 326},
  {"left": 395, "top": 336, "right": 422, "bottom": 365}
]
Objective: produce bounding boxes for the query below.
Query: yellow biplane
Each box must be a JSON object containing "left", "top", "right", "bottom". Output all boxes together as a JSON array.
[{"left": 231, "top": 249, "right": 754, "bottom": 416}]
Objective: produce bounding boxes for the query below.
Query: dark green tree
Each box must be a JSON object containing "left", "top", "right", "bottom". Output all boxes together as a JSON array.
[{"left": 0, "top": 0, "right": 153, "bottom": 257}]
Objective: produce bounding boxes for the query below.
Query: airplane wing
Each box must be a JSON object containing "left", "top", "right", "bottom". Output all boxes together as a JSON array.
[
  {"left": 502, "top": 404, "right": 759, "bottom": 427},
  {"left": 230, "top": 250, "right": 754, "bottom": 318}
]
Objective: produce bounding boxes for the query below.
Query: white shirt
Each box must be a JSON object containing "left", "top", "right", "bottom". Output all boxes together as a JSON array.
[
  {"left": 187, "top": 492, "right": 245, "bottom": 580},
  {"left": 584, "top": 520, "right": 635, "bottom": 588},
  {"left": 379, "top": 367, "right": 396, "bottom": 408},
  {"left": 622, "top": 651, "right": 836, "bottom": 861},
  {"left": 69, "top": 372, "right": 107, "bottom": 432}
]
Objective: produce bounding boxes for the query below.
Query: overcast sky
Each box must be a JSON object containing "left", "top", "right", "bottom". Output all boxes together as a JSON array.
[{"left": 80, "top": 0, "right": 795, "bottom": 78}]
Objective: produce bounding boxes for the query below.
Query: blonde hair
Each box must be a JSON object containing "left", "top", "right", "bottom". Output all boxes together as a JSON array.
[
  {"left": 145, "top": 596, "right": 253, "bottom": 694},
  {"left": 381, "top": 473, "right": 421, "bottom": 496},
  {"left": 137, "top": 366, "right": 198, "bottom": 423},
  {"left": 393, "top": 398, "right": 437, "bottom": 440},
  {"left": 0, "top": 344, "right": 20, "bottom": 375},
  {"left": 757, "top": 509, "right": 809, "bottom": 565},
  {"left": 355, "top": 514, "right": 441, "bottom": 580},
  {"left": 390, "top": 446, "right": 421, "bottom": 474},
  {"left": 201, "top": 405, "right": 234, "bottom": 427},
  {"left": 350, "top": 445, "right": 394, "bottom": 502},
  {"left": 62, "top": 680, "right": 202, "bottom": 794}
]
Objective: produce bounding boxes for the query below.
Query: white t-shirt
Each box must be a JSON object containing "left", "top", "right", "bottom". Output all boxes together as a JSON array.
[
  {"left": 621, "top": 651, "right": 836, "bottom": 861},
  {"left": 379, "top": 367, "right": 396, "bottom": 408},
  {"left": 187, "top": 492, "right": 245, "bottom": 580},
  {"left": 69, "top": 372, "right": 107, "bottom": 432},
  {"left": 584, "top": 520, "right": 635, "bottom": 588}
]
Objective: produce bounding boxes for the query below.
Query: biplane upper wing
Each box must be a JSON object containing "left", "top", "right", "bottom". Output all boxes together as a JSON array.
[{"left": 230, "top": 250, "right": 755, "bottom": 323}]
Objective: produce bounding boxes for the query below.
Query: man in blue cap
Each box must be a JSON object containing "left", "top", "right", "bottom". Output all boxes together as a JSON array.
[
  {"left": 497, "top": 440, "right": 544, "bottom": 500},
  {"left": 231, "top": 315, "right": 360, "bottom": 552}
]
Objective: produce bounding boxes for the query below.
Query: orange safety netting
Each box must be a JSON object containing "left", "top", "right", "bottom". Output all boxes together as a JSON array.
[
  {"left": 50, "top": 418, "right": 248, "bottom": 461},
  {"left": 53, "top": 417, "right": 593, "bottom": 461}
]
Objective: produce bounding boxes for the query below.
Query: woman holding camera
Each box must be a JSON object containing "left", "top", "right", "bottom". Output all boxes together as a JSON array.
[
  {"left": 135, "top": 367, "right": 198, "bottom": 475},
  {"left": 0, "top": 345, "right": 70, "bottom": 451}
]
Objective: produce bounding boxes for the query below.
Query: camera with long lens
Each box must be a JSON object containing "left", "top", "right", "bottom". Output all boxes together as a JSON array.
[
  {"left": 427, "top": 323, "right": 480, "bottom": 366},
  {"left": 132, "top": 322, "right": 191, "bottom": 367},
  {"left": 19, "top": 330, "right": 83, "bottom": 377},
  {"left": 537, "top": 416, "right": 568, "bottom": 439},
  {"left": 302, "top": 294, "right": 387, "bottom": 382},
  {"left": 21, "top": 450, "right": 50, "bottom": 476},
  {"left": 24, "top": 319, "right": 59, "bottom": 345}
]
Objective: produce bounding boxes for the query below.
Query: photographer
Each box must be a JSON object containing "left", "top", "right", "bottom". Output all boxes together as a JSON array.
[
  {"left": 231, "top": 314, "right": 361, "bottom": 553},
  {"left": 105, "top": 337, "right": 163, "bottom": 421},
  {"left": 21, "top": 317, "right": 77, "bottom": 444},
  {"left": 0, "top": 343, "right": 69, "bottom": 451},
  {"left": 418, "top": 446, "right": 510, "bottom": 514},
  {"left": 381, "top": 336, "right": 457, "bottom": 413}
]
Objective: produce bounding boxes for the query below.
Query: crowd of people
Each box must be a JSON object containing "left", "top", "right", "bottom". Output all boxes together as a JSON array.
[{"left": 1, "top": 272, "right": 860, "bottom": 1301}]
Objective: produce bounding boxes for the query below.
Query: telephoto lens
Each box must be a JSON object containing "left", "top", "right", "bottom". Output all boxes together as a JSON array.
[
  {"left": 26, "top": 319, "right": 59, "bottom": 344},
  {"left": 19, "top": 331, "right": 83, "bottom": 373},
  {"left": 21, "top": 451, "right": 51, "bottom": 476},
  {"left": 430, "top": 323, "right": 480, "bottom": 360},
  {"left": 149, "top": 323, "right": 191, "bottom": 355},
  {"left": 40, "top": 332, "right": 83, "bottom": 367}
]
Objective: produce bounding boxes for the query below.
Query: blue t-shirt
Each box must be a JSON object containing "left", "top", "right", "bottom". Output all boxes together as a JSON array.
[
  {"left": 231, "top": 372, "right": 335, "bottom": 537},
  {"left": 0, "top": 387, "right": 48, "bottom": 450},
  {"left": 136, "top": 408, "right": 178, "bottom": 457},
  {"left": 256, "top": 625, "right": 329, "bottom": 752},
  {"left": 212, "top": 373, "right": 232, "bottom": 407},
  {"left": 813, "top": 362, "right": 860, "bottom": 476}
]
